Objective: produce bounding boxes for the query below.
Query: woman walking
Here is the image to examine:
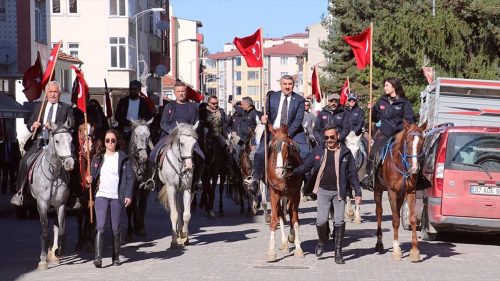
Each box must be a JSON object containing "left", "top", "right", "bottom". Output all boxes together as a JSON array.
[{"left": 87, "top": 129, "right": 133, "bottom": 268}]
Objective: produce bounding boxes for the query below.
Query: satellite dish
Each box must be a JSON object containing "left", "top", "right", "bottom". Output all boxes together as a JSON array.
[
  {"left": 156, "top": 20, "right": 169, "bottom": 31},
  {"left": 0, "top": 40, "right": 16, "bottom": 65},
  {"left": 155, "top": 64, "right": 167, "bottom": 77}
]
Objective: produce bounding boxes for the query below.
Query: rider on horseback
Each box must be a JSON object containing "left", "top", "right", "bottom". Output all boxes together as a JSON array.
[
  {"left": 360, "top": 77, "right": 415, "bottom": 191},
  {"left": 11, "top": 81, "right": 74, "bottom": 207},
  {"left": 230, "top": 97, "right": 262, "bottom": 160},
  {"left": 343, "top": 92, "right": 365, "bottom": 138}
]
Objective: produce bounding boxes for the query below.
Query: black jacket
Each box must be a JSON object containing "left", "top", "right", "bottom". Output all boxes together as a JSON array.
[
  {"left": 90, "top": 150, "right": 134, "bottom": 202},
  {"left": 294, "top": 143, "right": 361, "bottom": 198},
  {"left": 343, "top": 105, "right": 365, "bottom": 136},
  {"left": 313, "top": 106, "right": 347, "bottom": 145},
  {"left": 234, "top": 105, "right": 262, "bottom": 142},
  {"left": 372, "top": 95, "right": 415, "bottom": 137},
  {"left": 115, "top": 97, "right": 154, "bottom": 131}
]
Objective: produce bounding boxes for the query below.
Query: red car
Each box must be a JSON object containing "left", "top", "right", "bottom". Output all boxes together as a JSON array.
[{"left": 414, "top": 125, "right": 500, "bottom": 240}]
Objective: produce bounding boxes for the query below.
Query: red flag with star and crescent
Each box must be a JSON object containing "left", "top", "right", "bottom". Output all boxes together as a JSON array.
[
  {"left": 22, "top": 51, "right": 44, "bottom": 101},
  {"left": 233, "top": 28, "right": 263, "bottom": 67},
  {"left": 311, "top": 66, "right": 321, "bottom": 102},
  {"left": 343, "top": 27, "right": 371, "bottom": 69},
  {"left": 70, "top": 65, "right": 89, "bottom": 113},
  {"left": 41, "top": 41, "right": 62, "bottom": 87},
  {"left": 340, "top": 77, "right": 350, "bottom": 106}
]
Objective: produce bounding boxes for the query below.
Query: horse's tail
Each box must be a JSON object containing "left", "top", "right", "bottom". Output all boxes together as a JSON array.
[{"left": 157, "top": 186, "right": 170, "bottom": 212}]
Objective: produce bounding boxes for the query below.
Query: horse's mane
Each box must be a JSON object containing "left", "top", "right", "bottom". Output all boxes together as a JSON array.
[{"left": 165, "top": 123, "right": 198, "bottom": 149}]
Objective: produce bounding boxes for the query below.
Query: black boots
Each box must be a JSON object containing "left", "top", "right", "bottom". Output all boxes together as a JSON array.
[
  {"left": 334, "top": 223, "right": 346, "bottom": 264},
  {"left": 93, "top": 231, "right": 104, "bottom": 268},
  {"left": 315, "top": 224, "right": 328, "bottom": 257},
  {"left": 360, "top": 160, "right": 375, "bottom": 191},
  {"left": 112, "top": 233, "right": 121, "bottom": 266}
]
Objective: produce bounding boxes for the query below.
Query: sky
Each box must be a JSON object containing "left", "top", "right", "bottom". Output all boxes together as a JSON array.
[{"left": 169, "top": 0, "right": 329, "bottom": 53}]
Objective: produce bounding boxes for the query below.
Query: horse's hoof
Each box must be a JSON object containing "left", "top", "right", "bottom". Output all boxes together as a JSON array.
[
  {"left": 287, "top": 233, "right": 295, "bottom": 244},
  {"left": 47, "top": 250, "right": 59, "bottom": 264},
  {"left": 354, "top": 217, "right": 362, "bottom": 224},
  {"left": 37, "top": 261, "right": 48, "bottom": 270},
  {"left": 392, "top": 251, "right": 402, "bottom": 261},
  {"left": 410, "top": 249, "right": 420, "bottom": 262},
  {"left": 375, "top": 242, "right": 384, "bottom": 253},
  {"left": 180, "top": 231, "right": 188, "bottom": 240},
  {"left": 267, "top": 253, "right": 276, "bottom": 262},
  {"left": 265, "top": 214, "right": 271, "bottom": 224},
  {"left": 170, "top": 242, "right": 180, "bottom": 249},
  {"left": 281, "top": 243, "right": 289, "bottom": 253},
  {"left": 294, "top": 249, "right": 305, "bottom": 258},
  {"left": 183, "top": 238, "right": 190, "bottom": 246}
]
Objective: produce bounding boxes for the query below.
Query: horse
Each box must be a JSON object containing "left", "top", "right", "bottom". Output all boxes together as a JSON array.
[
  {"left": 157, "top": 122, "right": 199, "bottom": 248},
  {"left": 374, "top": 121, "right": 426, "bottom": 262},
  {"left": 344, "top": 131, "right": 368, "bottom": 224},
  {"left": 29, "top": 120, "right": 75, "bottom": 270},
  {"left": 126, "top": 118, "right": 153, "bottom": 238},
  {"left": 266, "top": 125, "right": 304, "bottom": 262}
]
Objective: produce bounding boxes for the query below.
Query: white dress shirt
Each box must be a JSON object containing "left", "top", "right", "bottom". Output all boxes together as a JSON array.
[{"left": 273, "top": 92, "right": 291, "bottom": 129}]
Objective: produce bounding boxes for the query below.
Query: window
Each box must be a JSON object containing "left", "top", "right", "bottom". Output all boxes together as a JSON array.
[
  {"left": 110, "top": 37, "right": 127, "bottom": 68},
  {"left": 110, "top": 0, "right": 126, "bottom": 16},
  {"left": 235, "top": 57, "right": 241, "bottom": 66},
  {"left": 207, "top": 88, "right": 217, "bottom": 95},
  {"left": 248, "top": 71, "right": 259, "bottom": 81},
  {"left": 235, "top": 86, "right": 241, "bottom": 96},
  {"left": 280, "top": 72, "right": 288, "bottom": 77},
  {"left": 68, "top": 43, "right": 79, "bottom": 58},
  {"left": 280, "top": 57, "right": 288, "bottom": 65},
  {"left": 0, "top": 0, "right": 5, "bottom": 21},
  {"left": 235, "top": 71, "right": 241, "bottom": 81},
  {"left": 35, "top": 1, "right": 47, "bottom": 42},
  {"left": 50, "top": 0, "right": 61, "bottom": 14},
  {"left": 255, "top": 101, "right": 260, "bottom": 110},
  {"left": 68, "top": 0, "right": 78, "bottom": 14},
  {"left": 247, "top": 86, "right": 259, "bottom": 95},
  {"left": 60, "top": 69, "right": 71, "bottom": 92}
]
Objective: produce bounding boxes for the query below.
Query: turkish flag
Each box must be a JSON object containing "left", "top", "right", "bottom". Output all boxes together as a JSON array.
[
  {"left": 311, "top": 66, "right": 321, "bottom": 102},
  {"left": 104, "top": 79, "right": 113, "bottom": 118},
  {"left": 140, "top": 92, "right": 156, "bottom": 113},
  {"left": 41, "top": 41, "right": 62, "bottom": 87},
  {"left": 187, "top": 86, "right": 204, "bottom": 103},
  {"left": 71, "top": 65, "right": 89, "bottom": 113},
  {"left": 422, "top": 67, "right": 433, "bottom": 84},
  {"left": 22, "top": 51, "right": 44, "bottom": 101},
  {"left": 340, "top": 77, "right": 350, "bottom": 106},
  {"left": 233, "top": 28, "right": 263, "bottom": 67},
  {"left": 343, "top": 27, "right": 371, "bottom": 69}
]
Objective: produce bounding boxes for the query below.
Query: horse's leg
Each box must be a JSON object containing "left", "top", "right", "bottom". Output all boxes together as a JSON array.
[
  {"left": 278, "top": 198, "right": 288, "bottom": 252},
  {"left": 37, "top": 201, "right": 49, "bottom": 270},
  {"left": 167, "top": 185, "right": 180, "bottom": 249},
  {"left": 137, "top": 188, "right": 149, "bottom": 236},
  {"left": 49, "top": 204, "right": 66, "bottom": 263},
  {"left": 261, "top": 182, "right": 270, "bottom": 223},
  {"left": 290, "top": 194, "right": 304, "bottom": 258},
  {"left": 267, "top": 191, "right": 279, "bottom": 262},
  {"left": 407, "top": 192, "right": 420, "bottom": 262},
  {"left": 180, "top": 189, "right": 192, "bottom": 246},
  {"left": 374, "top": 186, "right": 384, "bottom": 253},
  {"left": 207, "top": 175, "right": 217, "bottom": 218},
  {"left": 354, "top": 201, "right": 362, "bottom": 224},
  {"left": 76, "top": 207, "right": 83, "bottom": 250},
  {"left": 218, "top": 174, "right": 225, "bottom": 216},
  {"left": 345, "top": 196, "right": 354, "bottom": 222},
  {"left": 388, "top": 189, "right": 404, "bottom": 261}
]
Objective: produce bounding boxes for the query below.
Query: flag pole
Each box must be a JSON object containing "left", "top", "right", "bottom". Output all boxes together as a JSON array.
[
  {"left": 32, "top": 40, "right": 62, "bottom": 140},
  {"left": 368, "top": 22, "right": 373, "bottom": 155},
  {"left": 259, "top": 27, "right": 268, "bottom": 187},
  {"left": 83, "top": 112, "right": 94, "bottom": 223}
]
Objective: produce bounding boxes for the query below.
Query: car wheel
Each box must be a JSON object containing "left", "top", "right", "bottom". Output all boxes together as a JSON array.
[
  {"left": 401, "top": 200, "right": 411, "bottom": 231},
  {"left": 420, "top": 204, "right": 437, "bottom": 241}
]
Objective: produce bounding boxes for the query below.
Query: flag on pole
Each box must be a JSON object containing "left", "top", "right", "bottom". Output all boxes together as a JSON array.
[
  {"left": 71, "top": 65, "right": 89, "bottom": 113},
  {"left": 140, "top": 92, "right": 156, "bottom": 113},
  {"left": 187, "top": 86, "right": 204, "bottom": 103},
  {"left": 41, "top": 41, "right": 62, "bottom": 87},
  {"left": 104, "top": 79, "right": 113, "bottom": 118},
  {"left": 22, "top": 51, "right": 44, "bottom": 101},
  {"left": 343, "top": 27, "right": 372, "bottom": 69},
  {"left": 340, "top": 77, "right": 350, "bottom": 106},
  {"left": 233, "top": 28, "right": 263, "bottom": 67},
  {"left": 311, "top": 65, "right": 321, "bottom": 102},
  {"left": 422, "top": 67, "right": 434, "bottom": 84}
]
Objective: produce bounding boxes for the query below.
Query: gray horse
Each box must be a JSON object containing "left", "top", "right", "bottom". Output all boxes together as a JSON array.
[
  {"left": 157, "top": 122, "right": 198, "bottom": 248},
  {"left": 30, "top": 120, "right": 74, "bottom": 270},
  {"left": 126, "top": 118, "right": 153, "bottom": 238}
]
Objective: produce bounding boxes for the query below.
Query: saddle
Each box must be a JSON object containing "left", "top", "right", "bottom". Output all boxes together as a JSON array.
[
  {"left": 375, "top": 136, "right": 395, "bottom": 167},
  {"left": 27, "top": 149, "right": 44, "bottom": 184}
]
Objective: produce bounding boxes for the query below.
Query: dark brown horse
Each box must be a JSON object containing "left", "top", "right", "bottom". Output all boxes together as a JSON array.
[
  {"left": 266, "top": 126, "right": 304, "bottom": 262},
  {"left": 374, "top": 121, "right": 426, "bottom": 262}
]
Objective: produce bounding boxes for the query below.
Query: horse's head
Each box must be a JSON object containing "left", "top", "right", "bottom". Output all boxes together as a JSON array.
[
  {"left": 131, "top": 118, "right": 153, "bottom": 162},
  {"left": 402, "top": 120, "right": 427, "bottom": 174},
  {"left": 268, "top": 126, "right": 300, "bottom": 188},
  {"left": 175, "top": 121, "right": 198, "bottom": 172},
  {"left": 49, "top": 119, "right": 75, "bottom": 171}
]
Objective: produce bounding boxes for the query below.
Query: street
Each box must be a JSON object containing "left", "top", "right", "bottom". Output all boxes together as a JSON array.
[{"left": 0, "top": 189, "right": 499, "bottom": 281}]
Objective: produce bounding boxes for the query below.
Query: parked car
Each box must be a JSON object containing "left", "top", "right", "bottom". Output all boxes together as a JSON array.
[{"left": 414, "top": 125, "right": 500, "bottom": 240}]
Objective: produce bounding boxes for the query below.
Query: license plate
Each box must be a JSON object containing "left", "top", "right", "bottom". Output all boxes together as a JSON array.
[{"left": 470, "top": 185, "right": 500, "bottom": 196}]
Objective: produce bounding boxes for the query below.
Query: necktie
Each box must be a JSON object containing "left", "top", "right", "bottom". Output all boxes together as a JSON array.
[
  {"left": 281, "top": 96, "right": 288, "bottom": 126},
  {"left": 47, "top": 103, "right": 55, "bottom": 124}
]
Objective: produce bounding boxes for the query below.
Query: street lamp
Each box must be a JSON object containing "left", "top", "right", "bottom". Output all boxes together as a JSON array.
[
  {"left": 174, "top": 38, "right": 199, "bottom": 80},
  {"left": 132, "top": 7, "right": 165, "bottom": 81}
]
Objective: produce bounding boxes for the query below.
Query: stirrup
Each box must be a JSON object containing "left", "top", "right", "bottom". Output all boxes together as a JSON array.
[{"left": 141, "top": 179, "right": 156, "bottom": 191}]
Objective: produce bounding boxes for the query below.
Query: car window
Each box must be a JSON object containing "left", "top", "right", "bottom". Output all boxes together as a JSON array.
[
  {"left": 446, "top": 132, "right": 500, "bottom": 172},
  {"left": 423, "top": 136, "right": 440, "bottom": 172}
]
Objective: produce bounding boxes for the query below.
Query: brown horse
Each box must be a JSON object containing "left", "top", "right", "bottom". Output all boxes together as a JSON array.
[
  {"left": 266, "top": 126, "right": 304, "bottom": 262},
  {"left": 374, "top": 121, "right": 426, "bottom": 262}
]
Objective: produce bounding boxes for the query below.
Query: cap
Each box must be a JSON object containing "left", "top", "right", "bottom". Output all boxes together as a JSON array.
[
  {"left": 327, "top": 93, "right": 340, "bottom": 100},
  {"left": 348, "top": 92, "right": 358, "bottom": 100}
]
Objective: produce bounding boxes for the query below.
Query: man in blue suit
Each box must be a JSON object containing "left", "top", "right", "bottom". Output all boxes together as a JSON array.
[{"left": 245, "top": 75, "right": 309, "bottom": 192}]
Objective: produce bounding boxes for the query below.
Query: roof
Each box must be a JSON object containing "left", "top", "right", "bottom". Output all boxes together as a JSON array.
[
  {"left": 283, "top": 32, "right": 308, "bottom": 38},
  {"left": 207, "top": 42, "right": 306, "bottom": 60},
  {"left": 58, "top": 51, "right": 83, "bottom": 64},
  {"left": 0, "top": 93, "right": 30, "bottom": 118}
]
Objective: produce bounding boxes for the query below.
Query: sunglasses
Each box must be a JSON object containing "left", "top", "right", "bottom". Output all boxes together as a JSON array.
[
  {"left": 328, "top": 100, "right": 338, "bottom": 103},
  {"left": 325, "top": 135, "right": 337, "bottom": 140},
  {"left": 209, "top": 102, "right": 218, "bottom": 105},
  {"left": 105, "top": 138, "right": 116, "bottom": 144}
]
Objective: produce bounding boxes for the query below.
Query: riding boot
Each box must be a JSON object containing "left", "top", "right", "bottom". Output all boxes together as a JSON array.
[
  {"left": 93, "top": 231, "right": 104, "bottom": 268},
  {"left": 112, "top": 233, "right": 121, "bottom": 266},
  {"left": 334, "top": 223, "right": 346, "bottom": 264},
  {"left": 360, "top": 160, "right": 375, "bottom": 191},
  {"left": 315, "top": 224, "right": 328, "bottom": 257}
]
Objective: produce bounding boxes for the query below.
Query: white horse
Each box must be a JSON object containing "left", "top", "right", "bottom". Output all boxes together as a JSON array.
[
  {"left": 344, "top": 131, "right": 364, "bottom": 224},
  {"left": 157, "top": 122, "right": 198, "bottom": 248},
  {"left": 30, "top": 120, "right": 75, "bottom": 270}
]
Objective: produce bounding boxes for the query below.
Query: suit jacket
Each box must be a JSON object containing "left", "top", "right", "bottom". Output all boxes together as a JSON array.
[
  {"left": 266, "top": 91, "right": 306, "bottom": 144},
  {"left": 115, "top": 97, "right": 154, "bottom": 131}
]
